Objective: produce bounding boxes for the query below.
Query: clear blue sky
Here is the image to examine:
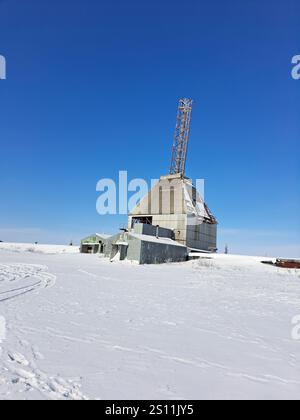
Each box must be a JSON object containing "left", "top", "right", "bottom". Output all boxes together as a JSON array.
[{"left": 0, "top": 0, "right": 299, "bottom": 257}]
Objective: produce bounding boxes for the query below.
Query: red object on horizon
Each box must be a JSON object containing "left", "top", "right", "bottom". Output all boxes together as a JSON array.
[{"left": 275, "top": 259, "right": 300, "bottom": 269}]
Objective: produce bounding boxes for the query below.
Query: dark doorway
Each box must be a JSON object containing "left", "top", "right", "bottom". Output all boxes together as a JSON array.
[{"left": 131, "top": 217, "right": 153, "bottom": 227}]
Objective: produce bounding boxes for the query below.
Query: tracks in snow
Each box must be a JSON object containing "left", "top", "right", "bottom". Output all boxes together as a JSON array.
[
  {"left": 0, "top": 264, "right": 56, "bottom": 302},
  {"left": 0, "top": 344, "right": 88, "bottom": 400},
  {"left": 0, "top": 264, "right": 88, "bottom": 399}
]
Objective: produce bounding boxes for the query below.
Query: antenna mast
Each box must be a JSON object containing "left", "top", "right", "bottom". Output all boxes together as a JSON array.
[{"left": 170, "top": 98, "right": 193, "bottom": 176}]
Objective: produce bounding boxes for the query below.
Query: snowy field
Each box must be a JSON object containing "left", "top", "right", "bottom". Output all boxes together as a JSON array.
[
  {"left": 0, "top": 242, "right": 80, "bottom": 255},
  {"left": 0, "top": 243, "right": 300, "bottom": 400}
]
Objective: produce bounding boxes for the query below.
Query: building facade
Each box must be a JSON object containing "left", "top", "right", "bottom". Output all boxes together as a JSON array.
[
  {"left": 128, "top": 174, "right": 217, "bottom": 251},
  {"left": 105, "top": 224, "right": 188, "bottom": 264}
]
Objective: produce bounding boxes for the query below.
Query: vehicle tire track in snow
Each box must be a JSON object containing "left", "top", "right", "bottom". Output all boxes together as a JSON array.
[
  {"left": 0, "top": 265, "right": 89, "bottom": 400},
  {"left": 0, "top": 264, "right": 56, "bottom": 302}
]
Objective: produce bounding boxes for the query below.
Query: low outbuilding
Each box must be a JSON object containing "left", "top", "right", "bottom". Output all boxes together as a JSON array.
[
  {"left": 105, "top": 224, "right": 188, "bottom": 264},
  {"left": 80, "top": 233, "right": 111, "bottom": 254}
]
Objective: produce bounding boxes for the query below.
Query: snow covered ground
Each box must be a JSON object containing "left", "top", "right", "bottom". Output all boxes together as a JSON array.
[
  {"left": 0, "top": 243, "right": 300, "bottom": 400},
  {"left": 0, "top": 242, "right": 80, "bottom": 255}
]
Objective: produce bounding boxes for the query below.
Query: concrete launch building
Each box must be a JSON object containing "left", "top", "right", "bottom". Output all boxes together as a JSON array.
[
  {"left": 128, "top": 98, "right": 217, "bottom": 252},
  {"left": 81, "top": 98, "right": 217, "bottom": 263},
  {"left": 128, "top": 173, "right": 217, "bottom": 252}
]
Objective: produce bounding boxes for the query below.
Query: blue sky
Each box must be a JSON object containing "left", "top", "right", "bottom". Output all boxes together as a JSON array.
[{"left": 0, "top": 0, "right": 299, "bottom": 257}]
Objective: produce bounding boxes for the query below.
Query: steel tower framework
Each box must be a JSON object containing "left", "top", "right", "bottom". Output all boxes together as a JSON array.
[{"left": 170, "top": 98, "right": 193, "bottom": 176}]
